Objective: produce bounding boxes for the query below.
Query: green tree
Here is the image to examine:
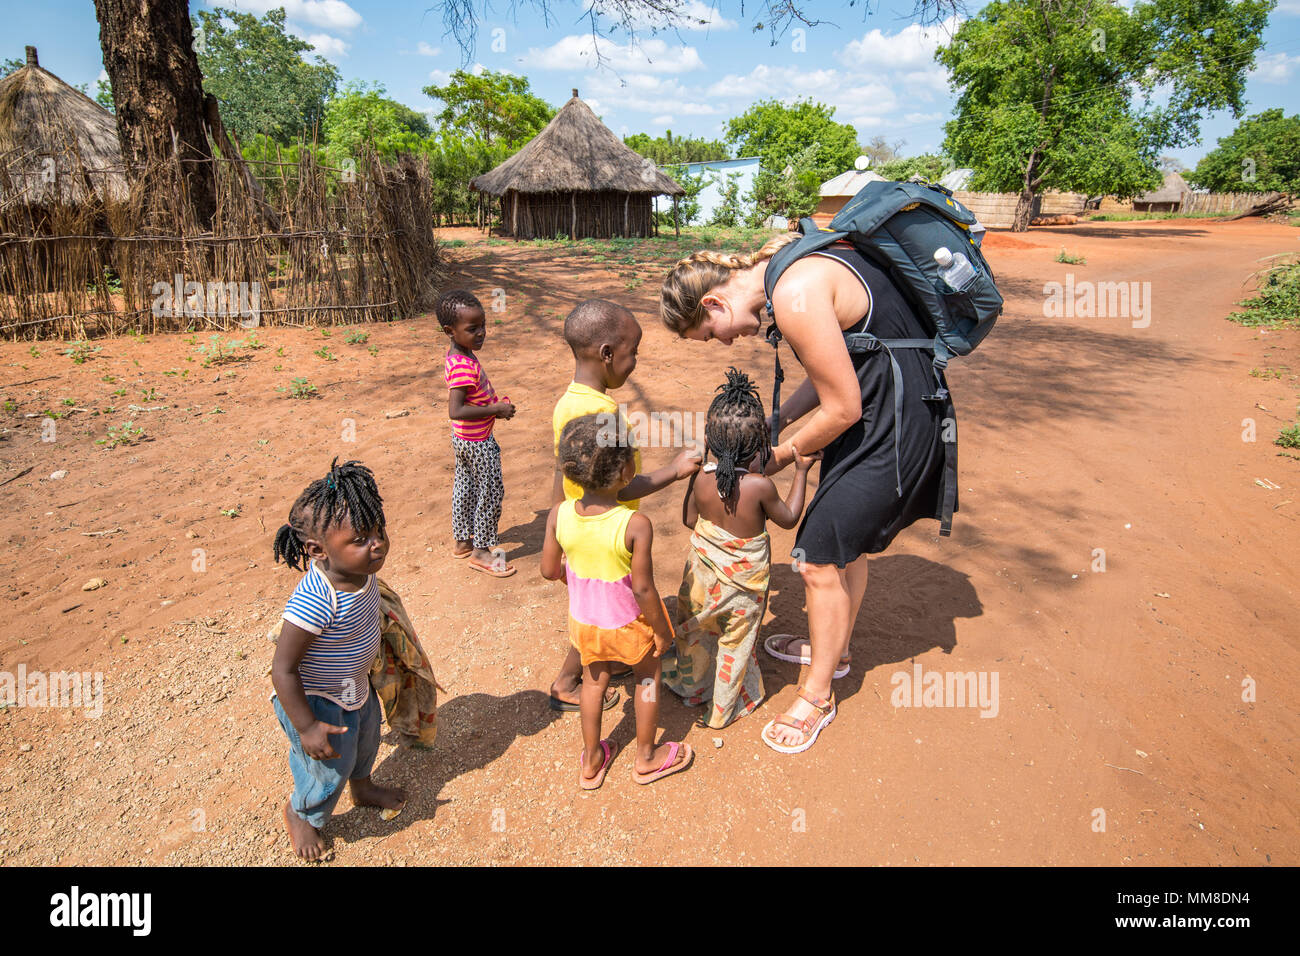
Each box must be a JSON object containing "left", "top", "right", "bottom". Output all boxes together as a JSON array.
[
  {"left": 423, "top": 69, "right": 554, "bottom": 147},
  {"left": 95, "top": 77, "right": 115, "bottom": 113},
  {"left": 938, "top": 0, "right": 1272, "bottom": 230},
  {"left": 1190, "top": 110, "right": 1300, "bottom": 194},
  {"left": 878, "top": 153, "right": 952, "bottom": 182},
  {"left": 1, "top": 57, "right": 24, "bottom": 78},
  {"left": 657, "top": 163, "right": 708, "bottom": 227},
  {"left": 708, "top": 170, "right": 747, "bottom": 227},
  {"left": 192, "top": 6, "right": 341, "bottom": 143},
  {"left": 324, "top": 81, "right": 430, "bottom": 162},
  {"left": 725, "top": 99, "right": 859, "bottom": 220},
  {"left": 624, "top": 131, "right": 730, "bottom": 164}
]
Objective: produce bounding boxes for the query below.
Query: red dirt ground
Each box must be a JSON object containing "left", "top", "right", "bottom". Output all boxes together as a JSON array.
[{"left": 0, "top": 218, "right": 1296, "bottom": 865}]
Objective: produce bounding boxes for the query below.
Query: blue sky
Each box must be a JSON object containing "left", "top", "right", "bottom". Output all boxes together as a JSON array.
[{"left": 8, "top": 0, "right": 1300, "bottom": 167}]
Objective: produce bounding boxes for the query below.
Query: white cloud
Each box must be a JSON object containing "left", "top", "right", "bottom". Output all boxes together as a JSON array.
[
  {"left": 1276, "top": 0, "right": 1300, "bottom": 12},
  {"left": 838, "top": 17, "right": 960, "bottom": 70},
  {"left": 521, "top": 35, "right": 704, "bottom": 74},
  {"left": 576, "top": 71, "right": 719, "bottom": 118},
  {"left": 652, "top": 114, "right": 674, "bottom": 125},
  {"left": 1250, "top": 51, "right": 1300, "bottom": 84},
  {"left": 851, "top": 116, "right": 886, "bottom": 129},
  {"left": 205, "top": 0, "right": 362, "bottom": 32},
  {"left": 305, "top": 33, "right": 349, "bottom": 58},
  {"left": 417, "top": 42, "right": 441, "bottom": 57},
  {"left": 902, "top": 112, "right": 942, "bottom": 124}
]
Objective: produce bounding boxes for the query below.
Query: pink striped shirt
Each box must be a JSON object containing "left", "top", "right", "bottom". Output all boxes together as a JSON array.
[{"left": 444, "top": 352, "right": 497, "bottom": 441}]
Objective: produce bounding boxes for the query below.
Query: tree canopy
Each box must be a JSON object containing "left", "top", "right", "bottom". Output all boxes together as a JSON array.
[
  {"left": 937, "top": 0, "right": 1272, "bottom": 229},
  {"left": 1190, "top": 109, "right": 1300, "bottom": 193},
  {"left": 624, "top": 131, "right": 730, "bottom": 165},
  {"left": 423, "top": 69, "right": 554, "bottom": 147},
  {"left": 192, "top": 6, "right": 340, "bottom": 144},
  {"left": 323, "top": 81, "right": 431, "bottom": 161}
]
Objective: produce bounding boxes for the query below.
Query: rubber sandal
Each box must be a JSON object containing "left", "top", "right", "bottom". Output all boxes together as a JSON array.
[
  {"left": 549, "top": 687, "right": 621, "bottom": 712},
  {"left": 632, "top": 741, "right": 694, "bottom": 785},
  {"left": 579, "top": 739, "right": 618, "bottom": 790},
  {"left": 763, "top": 634, "right": 850, "bottom": 678},
  {"left": 468, "top": 558, "right": 516, "bottom": 578},
  {"left": 761, "top": 685, "right": 836, "bottom": 755}
]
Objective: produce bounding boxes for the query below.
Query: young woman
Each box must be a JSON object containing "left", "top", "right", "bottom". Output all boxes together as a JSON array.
[{"left": 660, "top": 235, "right": 952, "bottom": 753}]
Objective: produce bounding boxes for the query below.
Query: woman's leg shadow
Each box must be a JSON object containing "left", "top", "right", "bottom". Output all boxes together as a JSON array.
[{"left": 761, "top": 553, "right": 984, "bottom": 704}]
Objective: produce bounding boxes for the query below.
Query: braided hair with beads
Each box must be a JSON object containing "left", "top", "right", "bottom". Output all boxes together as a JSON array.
[
  {"left": 272, "top": 458, "right": 386, "bottom": 571},
  {"left": 705, "top": 367, "right": 770, "bottom": 502}
]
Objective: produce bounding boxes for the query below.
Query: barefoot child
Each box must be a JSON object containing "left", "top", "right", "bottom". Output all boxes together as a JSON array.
[
  {"left": 664, "top": 369, "right": 820, "bottom": 728},
  {"left": 546, "top": 299, "right": 700, "bottom": 711},
  {"left": 439, "top": 289, "right": 517, "bottom": 578},
  {"left": 271, "top": 459, "right": 406, "bottom": 860},
  {"left": 542, "top": 414, "right": 694, "bottom": 788}
]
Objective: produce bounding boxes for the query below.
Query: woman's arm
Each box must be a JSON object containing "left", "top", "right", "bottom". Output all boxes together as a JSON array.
[
  {"left": 625, "top": 513, "right": 673, "bottom": 656},
  {"left": 771, "top": 378, "right": 821, "bottom": 438},
  {"left": 765, "top": 278, "right": 862, "bottom": 473}
]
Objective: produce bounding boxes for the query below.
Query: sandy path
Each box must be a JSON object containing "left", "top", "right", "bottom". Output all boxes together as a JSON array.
[{"left": 0, "top": 219, "right": 1295, "bottom": 865}]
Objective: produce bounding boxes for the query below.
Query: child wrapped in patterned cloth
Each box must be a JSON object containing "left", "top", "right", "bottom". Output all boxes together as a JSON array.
[{"left": 664, "top": 368, "right": 820, "bottom": 728}]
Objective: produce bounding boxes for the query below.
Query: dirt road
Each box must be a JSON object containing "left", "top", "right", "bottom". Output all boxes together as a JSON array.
[{"left": 0, "top": 218, "right": 1295, "bottom": 865}]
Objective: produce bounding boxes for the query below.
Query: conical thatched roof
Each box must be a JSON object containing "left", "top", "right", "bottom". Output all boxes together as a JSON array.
[
  {"left": 1136, "top": 170, "right": 1189, "bottom": 205},
  {"left": 0, "top": 46, "right": 127, "bottom": 206},
  {"left": 472, "top": 90, "right": 683, "bottom": 197}
]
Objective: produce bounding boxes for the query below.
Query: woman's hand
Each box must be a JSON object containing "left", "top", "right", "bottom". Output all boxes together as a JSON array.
[
  {"left": 764, "top": 442, "right": 792, "bottom": 476},
  {"left": 792, "top": 445, "right": 823, "bottom": 472}
]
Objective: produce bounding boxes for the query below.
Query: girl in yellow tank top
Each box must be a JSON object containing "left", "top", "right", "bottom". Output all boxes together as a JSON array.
[{"left": 541, "top": 414, "right": 694, "bottom": 790}]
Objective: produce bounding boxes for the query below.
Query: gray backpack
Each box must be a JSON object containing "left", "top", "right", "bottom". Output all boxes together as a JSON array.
[{"left": 762, "top": 180, "right": 1003, "bottom": 536}]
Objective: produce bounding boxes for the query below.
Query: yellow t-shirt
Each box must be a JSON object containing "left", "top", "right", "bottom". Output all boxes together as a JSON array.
[{"left": 552, "top": 381, "right": 642, "bottom": 508}]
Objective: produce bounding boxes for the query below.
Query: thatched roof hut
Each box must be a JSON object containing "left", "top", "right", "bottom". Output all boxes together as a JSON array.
[
  {"left": 471, "top": 89, "right": 683, "bottom": 239},
  {"left": 0, "top": 46, "right": 127, "bottom": 209},
  {"left": 1133, "top": 170, "right": 1189, "bottom": 212}
]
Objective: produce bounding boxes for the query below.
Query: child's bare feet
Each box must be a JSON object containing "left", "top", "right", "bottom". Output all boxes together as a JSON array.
[
  {"left": 349, "top": 776, "right": 406, "bottom": 812},
  {"left": 633, "top": 741, "right": 693, "bottom": 783},
  {"left": 283, "top": 800, "right": 325, "bottom": 861},
  {"left": 451, "top": 540, "right": 473, "bottom": 558}
]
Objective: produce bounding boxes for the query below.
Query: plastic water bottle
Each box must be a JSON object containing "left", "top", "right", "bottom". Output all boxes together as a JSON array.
[{"left": 934, "top": 246, "right": 978, "bottom": 292}]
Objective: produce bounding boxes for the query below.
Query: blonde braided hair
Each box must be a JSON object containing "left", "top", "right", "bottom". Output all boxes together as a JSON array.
[{"left": 659, "top": 233, "right": 799, "bottom": 335}]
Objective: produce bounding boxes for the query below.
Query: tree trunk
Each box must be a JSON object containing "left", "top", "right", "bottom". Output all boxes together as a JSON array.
[
  {"left": 94, "top": 0, "right": 217, "bottom": 228},
  {"left": 1012, "top": 187, "right": 1035, "bottom": 232}
]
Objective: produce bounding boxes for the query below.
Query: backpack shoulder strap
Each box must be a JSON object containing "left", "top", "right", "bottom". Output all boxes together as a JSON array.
[{"left": 762, "top": 218, "right": 847, "bottom": 329}]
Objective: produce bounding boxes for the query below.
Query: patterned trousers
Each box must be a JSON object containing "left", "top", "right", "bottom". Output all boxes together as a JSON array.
[{"left": 451, "top": 434, "right": 504, "bottom": 550}]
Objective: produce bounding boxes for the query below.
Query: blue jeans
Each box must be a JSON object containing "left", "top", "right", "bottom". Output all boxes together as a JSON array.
[{"left": 273, "top": 692, "right": 381, "bottom": 829}]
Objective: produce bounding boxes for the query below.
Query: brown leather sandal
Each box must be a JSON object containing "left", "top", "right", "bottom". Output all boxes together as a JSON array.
[{"left": 761, "top": 685, "right": 837, "bottom": 754}]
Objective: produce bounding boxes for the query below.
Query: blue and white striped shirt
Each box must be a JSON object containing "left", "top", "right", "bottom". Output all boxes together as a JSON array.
[{"left": 282, "top": 562, "right": 382, "bottom": 710}]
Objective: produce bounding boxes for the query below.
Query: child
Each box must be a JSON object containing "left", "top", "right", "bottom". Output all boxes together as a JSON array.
[
  {"left": 546, "top": 299, "right": 700, "bottom": 711},
  {"left": 663, "top": 368, "right": 820, "bottom": 729},
  {"left": 542, "top": 414, "right": 694, "bottom": 788},
  {"left": 271, "top": 459, "right": 406, "bottom": 861},
  {"left": 439, "top": 289, "right": 517, "bottom": 578}
]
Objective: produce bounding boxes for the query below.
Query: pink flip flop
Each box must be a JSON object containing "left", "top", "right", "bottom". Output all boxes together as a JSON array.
[
  {"left": 632, "top": 741, "right": 694, "bottom": 785},
  {"left": 763, "top": 634, "right": 850, "bottom": 678},
  {"left": 579, "top": 739, "right": 617, "bottom": 790}
]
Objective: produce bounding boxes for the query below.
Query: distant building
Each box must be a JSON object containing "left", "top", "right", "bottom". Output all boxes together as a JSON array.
[
  {"left": 652, "top": 156, "right": 761, "bottom": 225},
  {"left": 811, "top": 168, "right": 888, "bottom": 225},
  {"left": 1132, "top": 171, "right": 1189, "bottom": 213}
]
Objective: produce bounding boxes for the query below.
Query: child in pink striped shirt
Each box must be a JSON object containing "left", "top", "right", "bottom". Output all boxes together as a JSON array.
[{"left": 439, "top": 290, "right": 517, "bottom": 578}]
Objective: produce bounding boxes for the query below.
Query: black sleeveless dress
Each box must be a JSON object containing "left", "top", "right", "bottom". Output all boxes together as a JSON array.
[{"left": 790, "top": 244, "right": 954, "bottom": 566}]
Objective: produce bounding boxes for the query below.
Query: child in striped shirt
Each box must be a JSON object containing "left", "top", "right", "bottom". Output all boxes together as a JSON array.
[
  {"left": 271, "top": 459, "right": 405, "bottom": 861},
  {"left": 439, "top": 290, "right": 517, "bottom": 578}
]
